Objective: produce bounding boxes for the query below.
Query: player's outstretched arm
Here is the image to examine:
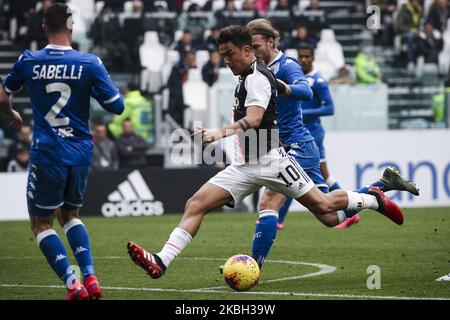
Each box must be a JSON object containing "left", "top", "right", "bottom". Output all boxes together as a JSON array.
[
  {"left": 195, "top": 106, "right": 265, "bottom": 146},
  {"left": 302, "top": 79, "right": 334, "bottom": 117}
]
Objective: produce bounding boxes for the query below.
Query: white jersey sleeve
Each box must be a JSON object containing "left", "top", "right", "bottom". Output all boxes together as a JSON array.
[{"left": 244, "top": 68, "right": 271, "bottom": 109}]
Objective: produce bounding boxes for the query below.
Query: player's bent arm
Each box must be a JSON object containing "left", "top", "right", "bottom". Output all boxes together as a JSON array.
[
  {"left": 277, "top": 64, "right": 313, "bottom": 101},
  {"left": 198, "top": 106, "right": 265, "bottom": 144},
  {"left": 287, "top": 80, "right": 313, "bottom": 101},
  {"left": 301, "top": 83, "right": 334, "bottom": 117},
  {"left": 91, "top": 87, "right": 124, "bottom": 115},
  {"left": 0, "top": 84, "right": 23, "bottom": 129},
  {"left": 221, "top": 106, "right": 265, "bottom": 135}
]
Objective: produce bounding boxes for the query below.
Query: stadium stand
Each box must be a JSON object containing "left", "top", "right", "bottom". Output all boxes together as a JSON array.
[{"left": 0, "top": 0, "right": 449, "bottom": 170}]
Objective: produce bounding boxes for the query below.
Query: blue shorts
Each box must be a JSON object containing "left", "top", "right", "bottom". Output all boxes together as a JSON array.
[
  {"left": 285, "top": 140, "right": 328, "bottom": 192},
  {"left": 308, "top": 126, "right": 326, "bottom": 161},
  {"left": 27, "top": 163, "right": 90, "bottom": 216}
]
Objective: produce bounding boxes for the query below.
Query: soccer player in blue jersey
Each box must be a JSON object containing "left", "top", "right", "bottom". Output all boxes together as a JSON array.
[
  {"left": 246, "top": 19, "right": 419, "bottom": 268},
  {"left": 276, "top": 44, "right": 420, "bottom": 230},
  {"left": 2, "top": 3, "right": 124, "bottom": 300}
]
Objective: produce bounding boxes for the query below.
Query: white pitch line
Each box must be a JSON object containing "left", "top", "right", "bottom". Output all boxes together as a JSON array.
[
  {"left": 194, "top": 259, "right": 336, "bottom": 291},
  {"left": 0, "top": 284, "right": 449, "bottom": 300}
]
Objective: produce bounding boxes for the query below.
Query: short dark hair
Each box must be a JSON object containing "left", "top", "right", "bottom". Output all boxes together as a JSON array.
[
  {"left": 298, "top": 43, "right": 315, "bottom": 55},
  {"left": 217, "top": 25, "right": 252, "bottom": 49},
  {"left": 44, "top": 3, "right": 72, "bottom": 33}
]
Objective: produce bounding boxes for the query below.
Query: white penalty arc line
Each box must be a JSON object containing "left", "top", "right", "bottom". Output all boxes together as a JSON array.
[
  {"left": 1, "top": 284, "right": 449, "bottom": 300},
  {"left": 192, "top": 258, "right": 336, "bottom": 290}
]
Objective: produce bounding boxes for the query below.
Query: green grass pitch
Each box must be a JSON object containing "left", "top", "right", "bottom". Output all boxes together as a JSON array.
[{"left": 0, "top": 207, "right": 449, "bottom": 300}]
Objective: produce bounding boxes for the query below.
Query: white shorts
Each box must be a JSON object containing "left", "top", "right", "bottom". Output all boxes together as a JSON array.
[{"left": 208, "top": 148, "right": 315, "bottom": 206}]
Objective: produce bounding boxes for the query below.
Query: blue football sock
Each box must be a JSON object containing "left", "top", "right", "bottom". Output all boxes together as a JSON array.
[
  {"left": 252, "top": 210, "right": 278, "bottom": 268},
  {"left": 37, "top": 229, "right": 75, "bottom": 287},
  {"left": 325, "top": 176, "right": 341, "bottom": 191},
  {"left": 354, "top": 181, "right": 386, "bottom": 195},
  {"left": 64, "top": 218, "right": 95, "bottom": 280},
  {"left": 278, "top": 197, "right": 293, "bottom": 224},
  {"left": 329, "top": 182, "right": 341, "bottom": 191}
]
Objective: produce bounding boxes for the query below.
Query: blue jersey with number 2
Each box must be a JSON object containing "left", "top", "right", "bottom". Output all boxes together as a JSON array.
[{"left": 3, "top": 44, "right": 124, "bottom": 166}]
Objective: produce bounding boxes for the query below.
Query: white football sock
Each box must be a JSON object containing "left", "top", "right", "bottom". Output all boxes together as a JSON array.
[
  {"left": 346, "top": 191, "right": 379, "bottom": 212},
  {"left": 157, "top": 227, "right": 192, "bottom": 268},
  {"left": 337, "top": 210, "right": 347, "bottom": 223}
]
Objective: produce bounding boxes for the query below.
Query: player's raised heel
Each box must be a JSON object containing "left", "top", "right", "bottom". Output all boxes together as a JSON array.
[
  {"left": 84, "top": 275, "right": 102, "bottom": 300},
  {"left": 368, "top": 187, "right": 404, "bottom": 225},
  {"left": 127, "top": 241, "right": 166, "bottom": 279},
  {"left": 380, "top": 166, "right": 420, "bottom": 196},
  {"left": 66, "top": 279, "right": 89, "bottom": 300}
]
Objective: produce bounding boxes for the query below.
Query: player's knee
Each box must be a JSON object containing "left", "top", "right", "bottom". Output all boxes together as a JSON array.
[
  {"left": 32, "top": 223, "right": 53, "bottom": 236},
  {"left": 57, "top": 209, "right": 79, "bottom": 227},
  {"left": 185, "top": 196, "right": 206, "bottom": 216},
  {"left": 258, "top": 196, "right": 271, "bottom": 211}
]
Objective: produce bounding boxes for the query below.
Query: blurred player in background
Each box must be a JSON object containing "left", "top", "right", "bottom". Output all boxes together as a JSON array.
[
  {"left": 127, "top": 25, "right": 406, "bottom": 280},
  {"left": 2, "top": 3, "right": 124, "bottom": 300},
  {"left": 275, "top": 44, "right": 421, "bottom": 229},
  {"left": 246, "top": 19, "right": 419, "bottom": 268}
]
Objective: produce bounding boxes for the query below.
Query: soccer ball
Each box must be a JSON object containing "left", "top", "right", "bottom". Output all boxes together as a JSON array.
[{"left": 223, "top": 254, "right": 260, "bottom": 291}]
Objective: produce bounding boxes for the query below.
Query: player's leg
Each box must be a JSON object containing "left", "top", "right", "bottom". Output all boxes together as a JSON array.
[
  {"left": 296, "top": 185, "right": 403, "bottom": 226},
  {"left": 56, "top": 165, "right": 101, "bottom": 299},
  {"left": 266, "top": 152, "right": 403, "bottom": 227},
  {"left": 321, "top": 161, "right": 342, "bottom": 191},
  {"left": 251, "top": 188, "right": 286, "bottom": 267},
  {"left": 27, "top": 164, "right": 88, "bottom": 300},
  {"left": 128, "top": 164, "right": 257, "bottom": 278},
  {"left": 277, "top": 196, "right": 293, "bottom": 228}
]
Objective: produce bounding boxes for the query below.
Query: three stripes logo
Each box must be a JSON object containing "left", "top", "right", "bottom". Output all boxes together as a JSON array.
[{"left": 101, "top": 170, "right": 164, "bottom": 217}]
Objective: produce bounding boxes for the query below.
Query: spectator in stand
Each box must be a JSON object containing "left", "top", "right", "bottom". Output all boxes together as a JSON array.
[
  {"left": 329, "top": 65, "right": 356, "bottom": 85},
  {"left": 7, "top": 143, "right": 29, "bottom": 172},
  {"left": 204, "top": 26, "right": 220, "bottom": 52},
  {"left": 302, "top": 0, "right": 328, "bottom": 36},
  {"left": 255, "top": 0, "right": 270, "bottom": 14},
  {"left": 89, "top": 5, "right": 134, "bottom": 72},
  {"left": 276, "top": 27, "right": 291, "bottom": 51},
  {"left": 109, "top": 82, "right": 154, "bottom": 142},
  {"left": 92, "top": 124, "right": 119, "bottom": 171},
  {"left": 290, "top": 25, "right": 319, "bottom": 49},
  {"left": 396, "top": 0, "right": 423, "bottom": 70},
  {"left": 201, "top": 50, "right": 223, "bottom": 87},
  {"left": 372, "top": 0, "right": 397, "bottom": 47},
  {"left": 26, "top": 0, "right": 53, "bottom": 49},
  {"left": 174, "top": 31, "right": 194, "bottom": 58},
  {"left": 122, "top": 0, "right": 145, "bottom": 72},
  {"left": 7, "top": 124, "right": 32, "bottom": 164},
  {"left": 215, "top": 0, "right": 238, "bottom": 28},
  {"left": 416, "top": 21, "right": 444, "bottom": 64},
  {"left": 116, "top": 119, "right": 150, "bottom": 168},
  {"left": 7, "top": 0, "right": 36, "bottom": 41},
  {"left": 354, "top": 46, "right": 382, "bottom": 84},
  {"left": 270, "top": 0, "right": 293, "bottom": 34},
  {"left": 426, "top": 0, "right": 449, "bottom": 33},
  {"left": 275, "top": 0, "right": 290, "bottom": 10},
  {"left": 179, "top": 2, "right": 211, "bottom": 50},
  {"left": 167, "top": 51, "right": 197, "bottom": 127}
]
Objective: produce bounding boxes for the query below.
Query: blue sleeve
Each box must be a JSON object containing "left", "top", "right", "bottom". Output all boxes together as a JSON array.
[
  {"left": 90, "top": 56, "right": 124, "bottom": 115},
  {"left": 302, "top": 79, "right": 334, "bottom": 117},
  {"left": 280, "top": 59, "right": 313, "bottom": 101},
  {"left": 3, "top": 53, "right": 26, "bottom": 94}
]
